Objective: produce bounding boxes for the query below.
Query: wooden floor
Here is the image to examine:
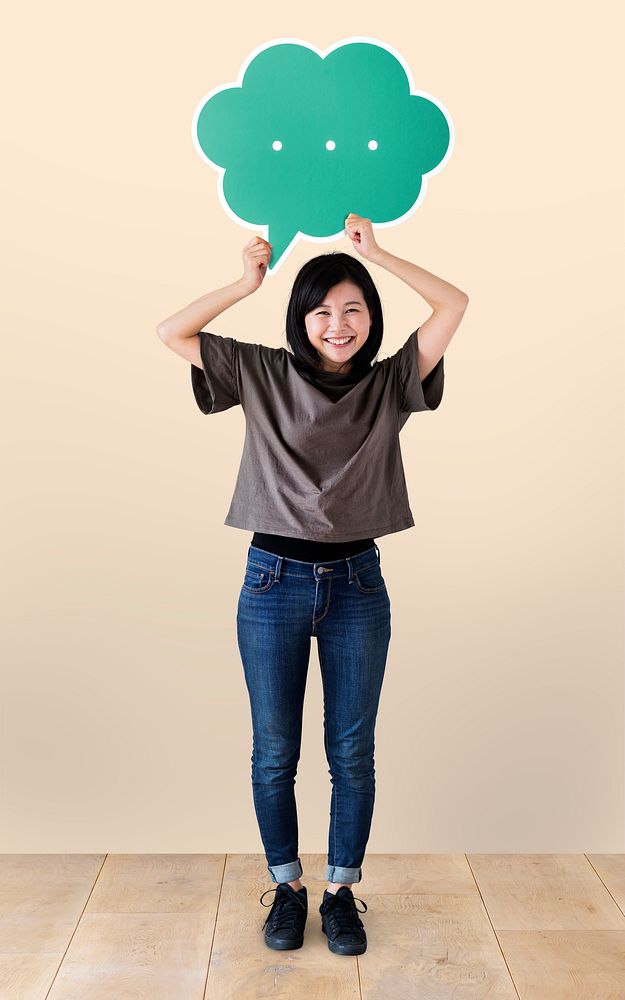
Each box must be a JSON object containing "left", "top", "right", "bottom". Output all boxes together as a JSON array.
[{"left": 1, "top": 853, "right": 625, "bottom": 999}]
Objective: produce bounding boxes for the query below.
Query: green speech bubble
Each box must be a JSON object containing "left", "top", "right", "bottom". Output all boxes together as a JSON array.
[{"left": 192, "top": 37, "right": 453, "bottom": 273}]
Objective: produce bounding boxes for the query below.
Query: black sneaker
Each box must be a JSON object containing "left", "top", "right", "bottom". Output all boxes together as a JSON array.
[
  {"left": 319, "top": 886, "right": 368, "bottom": 955},
  {"left": 260, "top": 883, "right": 308, "bottom": 950}
]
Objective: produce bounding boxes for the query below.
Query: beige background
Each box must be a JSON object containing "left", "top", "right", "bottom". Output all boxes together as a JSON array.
[{"left": 2, "top": 1, "right": 623, "bottom": 854}]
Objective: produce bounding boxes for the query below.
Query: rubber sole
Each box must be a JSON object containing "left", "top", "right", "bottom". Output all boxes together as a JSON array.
[
  {"left": 264, "top": 934, "right": 304, "bottom": 950},
  {"left": 322, "top": 926, "right": 367, "bottom": 955}
]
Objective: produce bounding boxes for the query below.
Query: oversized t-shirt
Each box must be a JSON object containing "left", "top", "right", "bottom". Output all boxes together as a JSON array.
[{"left": 190, "top": 326, "right": 444, "bottom": 543}]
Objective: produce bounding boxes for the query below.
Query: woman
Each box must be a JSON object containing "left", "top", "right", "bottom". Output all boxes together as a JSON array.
[{"left": 157, "top": 214, "right": 468, "bottom": 955}]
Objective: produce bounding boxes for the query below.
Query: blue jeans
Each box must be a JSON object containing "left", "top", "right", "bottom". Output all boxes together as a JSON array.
[{"left": 236, "top": 543, "right": 391, "bottom": 885}]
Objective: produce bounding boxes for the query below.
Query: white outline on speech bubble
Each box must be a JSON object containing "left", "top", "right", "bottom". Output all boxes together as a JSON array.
[{"left": 191, "top": 36, "right": 455, "bottom": 275}]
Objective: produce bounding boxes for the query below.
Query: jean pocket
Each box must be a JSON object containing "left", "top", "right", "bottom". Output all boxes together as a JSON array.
[
  {"left": 353, "top": 561, "right": 387, "bottom": 594},
  {"left": 241, "top": 561, "right": 277, "bottom": 594}
]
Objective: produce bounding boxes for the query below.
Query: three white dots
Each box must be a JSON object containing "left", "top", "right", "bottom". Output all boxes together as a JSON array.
[{"left": 271, "top": 140, "right": 378, "bottom": 151}]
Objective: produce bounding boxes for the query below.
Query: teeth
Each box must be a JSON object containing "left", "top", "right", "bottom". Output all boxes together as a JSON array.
[{"left": 326, "top": 337, "right": 352, "bottom": 345}]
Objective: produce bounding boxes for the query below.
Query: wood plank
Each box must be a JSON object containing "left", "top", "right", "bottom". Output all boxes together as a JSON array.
[
  {"left": 467, "top": 854, "right": 625, "bottom": 929},
  {"left": 470, "top": 854, "right": 625, "bottom": 999},
  {"left": 494, "top": 930, "right": 625, "bottom": 999},
  {"left": 357, "top": 854, "right": 517, "bottom": 998},
  {"left": 3, "top": 854, "right": 625, "bottom": 998},
  {"left": 586, "top": 854, "right": 625, "bottom": 911},
  {"left": 0, "top": 854, "right": 104, "bottom": 999},
  {"left": 47, "top": 912, "right": 214, "bottom": 1000},
  {"left": 46, "top": 855, "right": 225, "bottom": 1000}
]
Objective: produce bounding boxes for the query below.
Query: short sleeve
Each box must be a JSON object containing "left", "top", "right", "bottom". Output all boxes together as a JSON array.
[
  {"left": 191, "top": 330, "right": 240, "bottom": 414},
  {"left": 393, "top": 326, "right": 444, "bottom": 413}
]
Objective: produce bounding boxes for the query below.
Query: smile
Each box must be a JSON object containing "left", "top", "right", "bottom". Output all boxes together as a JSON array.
[{"left": 324, "top": 337, "right": 354, "bottom": 346}]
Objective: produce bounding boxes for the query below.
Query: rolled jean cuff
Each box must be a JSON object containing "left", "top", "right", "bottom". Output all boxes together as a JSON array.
[
  {"left": 326, "top": 864, "right": 362, "bottom": 884},
  {"left": 267, "top": 857, "right": 303, "bottom": 884}
]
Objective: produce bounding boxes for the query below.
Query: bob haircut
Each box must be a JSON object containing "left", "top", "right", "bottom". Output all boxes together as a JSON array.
[{"left": 285, "top": 252, "right": 384, "bottom": 375}]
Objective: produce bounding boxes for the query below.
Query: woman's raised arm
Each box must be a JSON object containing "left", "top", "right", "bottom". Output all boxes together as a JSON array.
[{"left": 156, "top": 236, "right": 272, "bottom": 343}]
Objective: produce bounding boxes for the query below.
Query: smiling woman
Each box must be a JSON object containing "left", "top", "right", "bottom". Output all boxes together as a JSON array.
[
  {"left": 305, "top": 281, "right": 370, "bottom": 371},
  {"left": 285, "top": 251, "right": 383, "bottom": 378},
  {"left": 186, "top": 318, "right": 444, "bottom": 539},
  {"left": 157, "top": 233, "right": 466, "bottom": 952}
]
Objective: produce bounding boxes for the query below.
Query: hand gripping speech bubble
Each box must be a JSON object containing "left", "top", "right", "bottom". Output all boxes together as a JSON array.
[{"left": 192, "top": 37, "right": 454, "bottom": 274}]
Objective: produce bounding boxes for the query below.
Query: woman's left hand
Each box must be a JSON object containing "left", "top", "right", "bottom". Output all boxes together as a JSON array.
[{"left": 344, "top": 213, "right": 382, "bottom": 261}]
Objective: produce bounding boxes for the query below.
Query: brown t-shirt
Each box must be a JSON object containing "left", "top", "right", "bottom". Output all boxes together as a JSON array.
[{"left": 191, "top": 326, "right": 444, "bottom": 543}]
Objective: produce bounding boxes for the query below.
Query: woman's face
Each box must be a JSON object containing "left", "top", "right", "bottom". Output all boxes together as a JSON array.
[{"left": 304, "top": 279, "right": 372, "bottom": 372}]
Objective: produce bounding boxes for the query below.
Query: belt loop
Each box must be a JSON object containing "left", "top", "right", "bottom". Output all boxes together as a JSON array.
[
  {"left": 374, "top": 542, "right": 381, "bottom": 564},
  {"left": 274, "top": 555, "right": 283, "bottom": 582},
  {"left": 346, "top": 555, "right": 354, "bottom": 584}
]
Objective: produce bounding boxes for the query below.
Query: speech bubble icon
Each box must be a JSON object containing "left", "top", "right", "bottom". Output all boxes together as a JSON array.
[{"left": 192, "top": 37, "right": 453, "bottom": 273}]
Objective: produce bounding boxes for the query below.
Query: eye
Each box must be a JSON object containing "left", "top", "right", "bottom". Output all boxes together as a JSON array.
[{"left": 316, "top": 308, "right": 359, "bottom": 315}]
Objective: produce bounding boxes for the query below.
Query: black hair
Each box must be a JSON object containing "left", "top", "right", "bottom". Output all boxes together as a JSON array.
[{"left": 285, "top": 252, "right": 384, "bottom": 376}]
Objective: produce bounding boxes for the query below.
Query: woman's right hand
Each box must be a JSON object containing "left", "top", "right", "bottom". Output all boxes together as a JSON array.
[{"left": 241, "top": 236, "right": 273, "bottom": 293}]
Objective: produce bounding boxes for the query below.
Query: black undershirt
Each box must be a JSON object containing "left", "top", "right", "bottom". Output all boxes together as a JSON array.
[
  {"left": 250, "top": 358, "right": 375, "bottom": 561},
  {"left": 250, "top": 531, "right": 375, "bottom": 560}
]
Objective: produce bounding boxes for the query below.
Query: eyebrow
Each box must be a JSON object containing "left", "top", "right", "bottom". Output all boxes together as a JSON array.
[{"left": 317, "top": 300, "right": 363, "bottom": 307}]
